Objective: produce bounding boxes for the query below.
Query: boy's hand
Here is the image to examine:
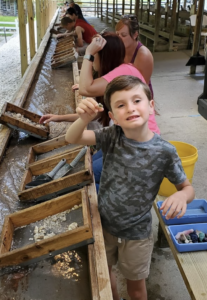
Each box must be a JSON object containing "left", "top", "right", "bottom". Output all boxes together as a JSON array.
[
  {"left": 160, "top": 192, "right": 187, "bottom": 220},
  {"left": 76, "top": 98, "right": 103, "bottom": 124}
]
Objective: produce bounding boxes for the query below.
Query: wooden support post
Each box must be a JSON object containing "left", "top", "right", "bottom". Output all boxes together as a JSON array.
[
  {"left": 44, "top": 0, "right": 47, "bottom": 34},
  {"left": 27, "top": 0, "right": 36, "bottom": 60},
  {"left": 112, "top": 0, "right": 115, "bottom": 27},
  {"left": 41, "top": 0, "right": 44, "bottom": 39},
  {"left": 147, "top": 0, "right": 150, "bottom": 23},
  {"left": 135, "top": 0, "right": 140, "bottom": 16},
  {"left": 176, "top": 0, "right": 180, "bottom": 31},
  {"left": 165, "top": 0, "right": 169, "bottom": 28},
  {"left": 130, "top": 0, "right": 132, "bottom": 14},
  {"left": 97, "top": 0, "right": 99, "bottom": 18},
  {"left": 141, "top": 0, "right": 143, "bottom": 22},
  {"left": 168, "top": 0, "right": 177, "bottom": 51},
  {"left": 106, "top": 0, "right": 109, "bottom": 22},
  {"left": 45, "top": 0, "right": 48, "bottom": 29},
  {"left": 184, "top": 0, "right": 187, "bottom": 9},
  {"left": 193, "top": 0, "right": 196, "bottom": 14},
  {"left": 101, "top": 0, "right": 103, "bottom": 20},
  {"left": 17, "top": 0, "right": 28, "bottom": 76},
  {"left": 122, "top": 0, "right": 125, "bottom": 15},
  {"left": 190, "top": 0, "right": 205, "bottom": 74},
  {"left": 154, "top": 0, "right": 161, "bottom": 51}
]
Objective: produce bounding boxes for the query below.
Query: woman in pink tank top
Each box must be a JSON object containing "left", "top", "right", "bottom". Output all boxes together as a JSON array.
[
  {"left": 115, "top": 15, "right": 160, "bottom": 135},
  {"left": 116, "top": 15, "right": 154, "bottom": 96}
]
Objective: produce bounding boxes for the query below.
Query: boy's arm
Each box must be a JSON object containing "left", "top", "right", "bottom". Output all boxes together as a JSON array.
[
  {"left": 65, "top": 118, "right": 96, "bottom": 145},
  {"left": 65, "top": 98, "right": 103, "bottom": 145},
  {"left": 160, "top": 178, "right": 195, "bottom": 220}
]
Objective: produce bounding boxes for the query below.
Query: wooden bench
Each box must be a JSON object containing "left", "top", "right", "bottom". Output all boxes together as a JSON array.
[
  {"left": 101, "top": 11, "right": 121, "bottom": 26},
  {"left": 154, "top": 195, "right": 207, "bottom": 300},
  {"left": 139, "top": 22, "right": 186, "bottom": 43}
]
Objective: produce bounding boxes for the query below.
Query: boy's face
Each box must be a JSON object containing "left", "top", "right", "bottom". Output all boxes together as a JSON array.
[{"left": 108, "top": 85, "right": 154, "bottom": 130}]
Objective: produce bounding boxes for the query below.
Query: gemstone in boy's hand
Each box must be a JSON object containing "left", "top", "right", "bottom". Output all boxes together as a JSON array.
[{"left": 98, "top": 103, "right": 103, "bottom": 108}]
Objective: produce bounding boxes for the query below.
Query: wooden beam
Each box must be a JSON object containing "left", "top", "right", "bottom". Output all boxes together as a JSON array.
[
  {"left": 88, "top": 244, "right": 99, "bottom": 300},
  {"left": 36, "top": 0, "right": 41, "bottom": 48},
  {"left": 147, "top": 0, "right": 150, "bottom": 23},
  {"left": 122, "top": 0, "right": 125, "bottom": 16},
  {"left": 165, "top": 0, "right": 169, "bottom": 28},
  {"left": 106, "top": 0, "right": 109, "bottom": 23},
  {"left": 112, "top": 0, "right": 115, "bottom": 27},
  {"left": 190, "top": 0, "right": 205, "bottom": 74},
  {"left": 17, "top": 0, "right": 28, "bottom": 76},
  {"left": 0, "top": 216, "right": 14, "bottom": 254},
  {"left": 27, "top": 0, "right": 36, "bottom": 60},
  {"left": 87, "top": 183, "right": 113, "bottom": 300},
  {"left": 169, "top": 0, "right": 177, "bottom": 51},
  {"left": 141, "top": 0, "right": 143, "bottom": 21},
  {"left": 154, "top": 0, "right": 161, "bottom": 51},
  {"left": 135, "top": 0, "right": 140, "bottom": 16},
  {"left": 0, "top": 225, "right": 92, "bottom": 268},
  {"left": 193, "top": 0, "right": 197, "bottom": 14},
  {"left": 11, "top": 190, "right": 82, "bottom": 227},
  {"left": 176, "top": 0, "right": 180, "bottom": 30},
  {"left": 41, "top": 0, "right": 45, "bottom": 39},
  {"left": 100, "top": 0, "right": 103, "bottom": 20}
]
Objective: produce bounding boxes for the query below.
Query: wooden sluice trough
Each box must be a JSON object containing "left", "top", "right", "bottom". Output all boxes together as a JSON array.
[
  {"left": 51, "top": 36, "right": 78, "bottom": 68},
  {"left": 0, "top": 12, "right": 112, "bottom": 300}
]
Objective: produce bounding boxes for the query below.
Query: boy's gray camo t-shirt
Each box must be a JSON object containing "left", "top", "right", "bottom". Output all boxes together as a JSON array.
[{"left": 94, "top": 125, "right": 187, "bottom": 240}]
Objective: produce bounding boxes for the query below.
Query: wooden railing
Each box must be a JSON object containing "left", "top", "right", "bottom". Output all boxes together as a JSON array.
[{"left": 17, "top": 0, "right": 58, "bottom": 76}]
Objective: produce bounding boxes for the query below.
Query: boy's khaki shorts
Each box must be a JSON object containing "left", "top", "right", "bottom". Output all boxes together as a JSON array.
[{"left": 103, "top": 229, "right": 154, "bottom": 281}]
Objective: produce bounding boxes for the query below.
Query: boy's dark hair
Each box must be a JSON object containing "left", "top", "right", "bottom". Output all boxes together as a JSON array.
[
  {"left": 66, "top": 7, "right": 77, "bottom": 16},
  {"left": 61, "top": 16, "right": 74, "bottom": 26},
  {"left": 104, "top": 76, "right": 152, "bottom": 111}
]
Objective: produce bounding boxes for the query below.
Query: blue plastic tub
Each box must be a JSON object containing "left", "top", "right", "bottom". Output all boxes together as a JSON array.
[
  {"left": 168, "top": 223, "right": 207, "bottom": 252},
  {"left": 157, "top": 199, "right": 207, "bottom": 225}
]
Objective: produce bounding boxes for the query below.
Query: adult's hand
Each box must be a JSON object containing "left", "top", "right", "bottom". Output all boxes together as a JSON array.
[
  {"left": 39, "top": 114, "right": 60, "bottom": 124},
  {"left": 85, "top": 35, "right": 107, "bottom": 56},
  {"left": 72, "top": 84, "right": 79, "bottom": 91}
]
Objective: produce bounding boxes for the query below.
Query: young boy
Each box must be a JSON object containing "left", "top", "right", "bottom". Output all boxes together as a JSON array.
[
  {"left": 65, "top": 76, "right": 195, "bottom": 300},
  {"left": 60, "top": 16, "right": 97, "bottom": 55}
]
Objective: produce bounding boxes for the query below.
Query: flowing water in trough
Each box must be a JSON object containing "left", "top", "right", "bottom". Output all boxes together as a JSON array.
[{"left": 0, "top": 37, "right": 92, "bottom": 300}]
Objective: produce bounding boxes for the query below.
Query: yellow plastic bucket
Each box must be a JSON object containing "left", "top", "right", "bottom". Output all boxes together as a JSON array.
[{"left": 158, "top": 141, "right": 198, "bottom": 197}]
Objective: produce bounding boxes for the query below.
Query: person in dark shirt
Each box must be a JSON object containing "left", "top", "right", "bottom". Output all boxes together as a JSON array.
[{"left": 68, "top": 0, "right": 88, "bottom": 23}]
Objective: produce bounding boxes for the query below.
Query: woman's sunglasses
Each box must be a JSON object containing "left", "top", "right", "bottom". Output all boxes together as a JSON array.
[{"left": 121, "top": 14, "right": 138, "bottom": 21}]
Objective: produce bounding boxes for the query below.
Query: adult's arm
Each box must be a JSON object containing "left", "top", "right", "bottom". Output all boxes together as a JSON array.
[
  {"left": 79, "top": 36, "right": 108, "bottom": 97},
  {"left": 75, "top": 26, "right": 84, "bottom": 47},
  {"left": 39, "top": 114, "right": 78, "bottom": 124},
  {"left": 79, "top": 59, "right": 108, "bottom": 96},
  {"left": 134, "top": 46, "right": 153, "bottom": 85}
]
